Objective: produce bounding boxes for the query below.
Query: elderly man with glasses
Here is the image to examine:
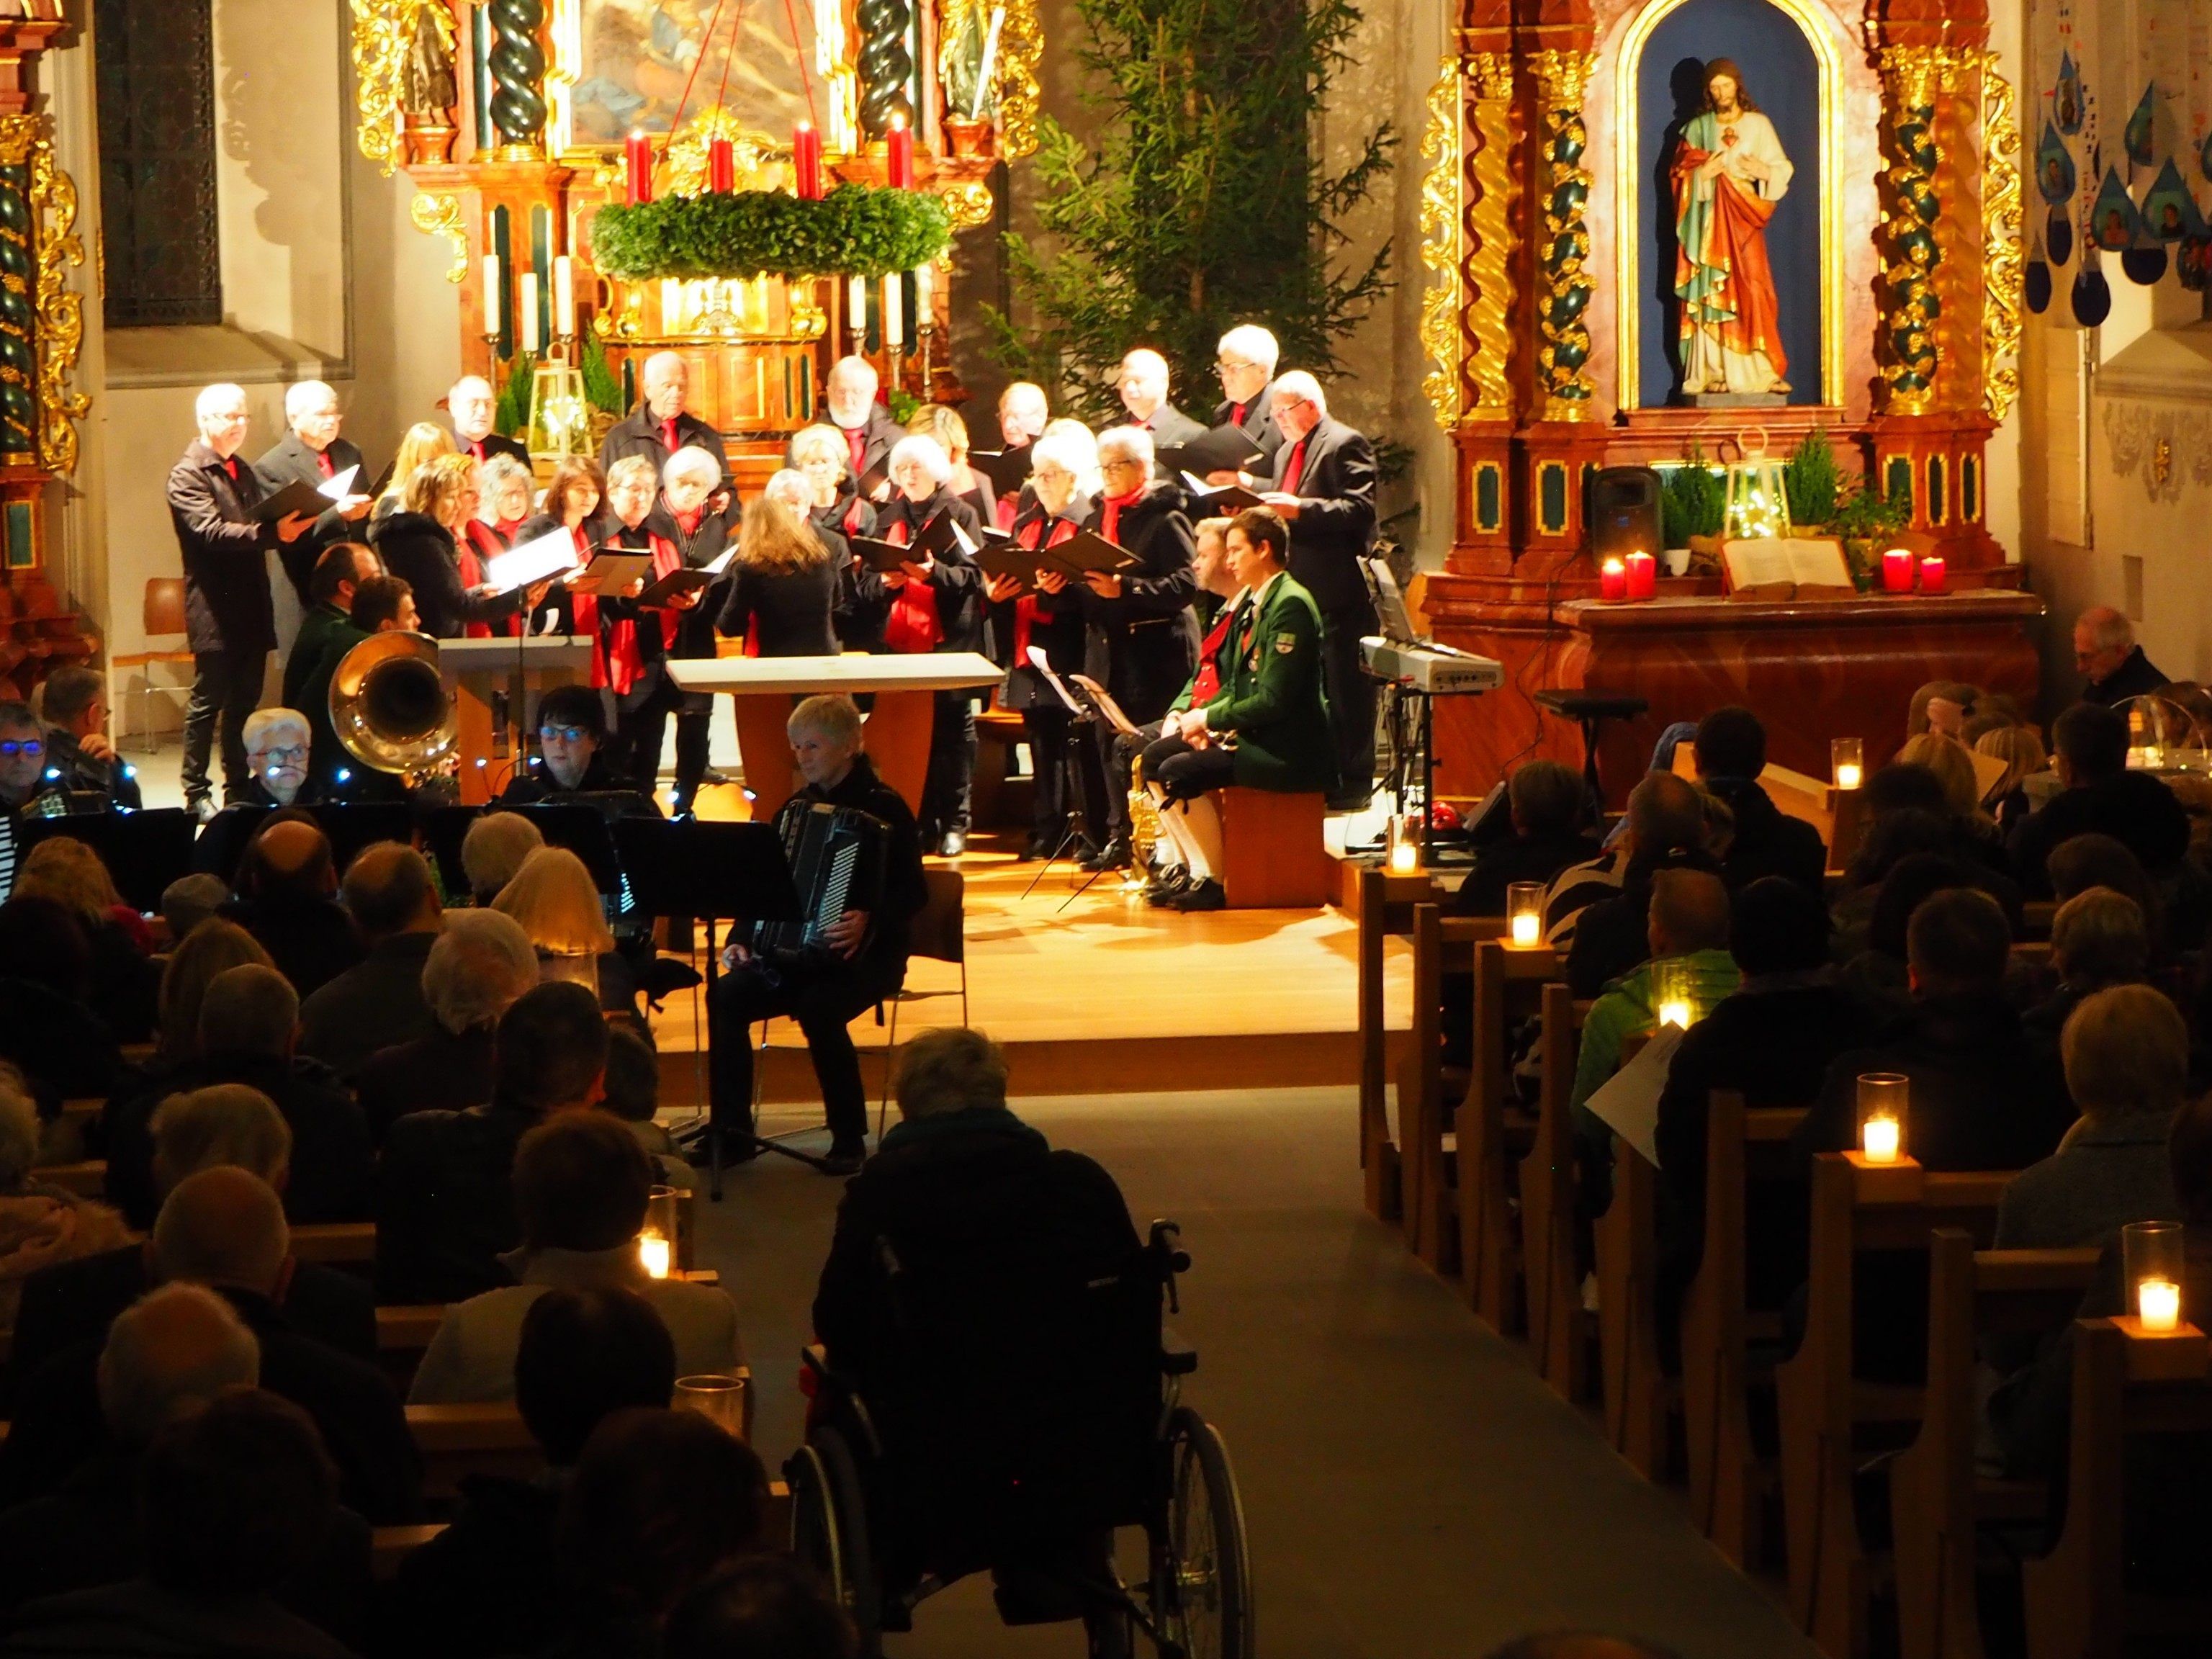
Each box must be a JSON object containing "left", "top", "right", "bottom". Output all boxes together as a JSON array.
[{"left": 1212, "top": 324, "right": 1286, "bottom": 469}]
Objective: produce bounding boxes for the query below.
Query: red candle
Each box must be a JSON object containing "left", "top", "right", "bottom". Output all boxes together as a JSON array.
[
  {"left": 886, "top": 114, "right": 913, "bottom": 187},
  {"left": 1881, "top": 547, "right": 1912, "bottom": 592},
  {"left": 1599, "top": 558, "right": 1627, "bottom": 601},
  {"left": 709, "top": 136, "right": 735, "bottom": 194},
  {"left": 625, "top": 131, "right": 652, "bottom": 205},
  {"left": 793, "top": 121, "right": 823, "bottom": 200},
  {"left": 1624, "top": 551, "right": 1656, "bottom": 600},
  {"left": 1919, "top": 555, "right": 1946, "bottom": 594}
]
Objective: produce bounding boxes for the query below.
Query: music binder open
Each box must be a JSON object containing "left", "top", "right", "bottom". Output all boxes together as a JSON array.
[
  {"left": 564, "top": 551, "right": 655, "bottom": 595},
  {"left": 253, "top": 464, "right": 364, "bottom": 525},
  {"left": 484, "top": 526, "right": 585, "bottom": 594},
  {"left": 1158, "top": 426, "right": 1265, "bottom": 480},
  {"left": 636, "top": 547, "right": 736, "bottom": 608},
  {"left": 1180, "top": 472, "right": 1269, "bottom": 512},
  {"left": 974, "top": 526, "right": 1138, "bottom": 586}
]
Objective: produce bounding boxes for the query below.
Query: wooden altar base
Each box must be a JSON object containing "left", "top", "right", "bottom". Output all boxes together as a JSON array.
[{"left": 643, "top": 833, "right": 1416, "bottom": 1109}]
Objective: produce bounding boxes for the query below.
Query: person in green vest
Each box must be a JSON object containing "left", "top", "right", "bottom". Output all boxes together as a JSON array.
[
  {"left": 1137, "top": 505, "right": 1334, "bottom": 911},
  {"left": 282, "top": 541, "right": 382, "bottom": 714}
]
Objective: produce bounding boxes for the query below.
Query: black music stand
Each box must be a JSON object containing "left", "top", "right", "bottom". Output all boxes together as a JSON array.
[
  {"left": 419, "top": 805, "right": 484, "bottom": 898},
  {"left": 308, "top": 803, "right": 419, "bottom": 875},
  {"left": 1017, "top": 653, "right": 1104, "bottom": 899},
  {"left": 612, "top": 817, "right": 806, "bottom": 1198},
  {"left": 17, "top": 809, "right": 194, "bottom": 914},
  {"left": 1533, "top": 689, "right": 1650, "bottom": 805},
  {"left": 509, "top": 801, "right": 626, "bottom": 896}
]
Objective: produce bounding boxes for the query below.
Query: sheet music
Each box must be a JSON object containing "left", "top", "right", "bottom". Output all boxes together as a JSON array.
[
  {"left": 319, "top": 464, "right": 361, "bottom": 500},
  {"left": 485, "top": 526, "right": 583, "bottom": 592},
  {"left": 1025, "top": 645, "right": 1084, "bottom": 714},
  {"left": 1583, "top": 1021, "right": 1686, "bottom": 1169}
]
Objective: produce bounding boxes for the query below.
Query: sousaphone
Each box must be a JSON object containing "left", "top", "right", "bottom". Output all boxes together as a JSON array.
[{"left": 328, "top": 630, "right": 458, "bottom": 781}]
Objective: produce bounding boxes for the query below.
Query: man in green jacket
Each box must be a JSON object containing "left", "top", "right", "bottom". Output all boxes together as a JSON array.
[
  {"left": 282, "top": 541, "right": 382, "bottom": 712},
  {"left": 1138, "top": 507, "right": 1333, "bottom": 910}
]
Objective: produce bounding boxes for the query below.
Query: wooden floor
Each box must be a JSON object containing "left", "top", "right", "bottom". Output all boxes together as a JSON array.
[{"left": 648, "top": 828, "right": 1416, "bottom": 1108}]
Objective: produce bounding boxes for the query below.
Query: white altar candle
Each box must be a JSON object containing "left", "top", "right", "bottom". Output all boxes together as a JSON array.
[
  {"left": 481, "top": 253, "right": 502, "bottom": 336},
  {"left": 882, "top": 271, "right": 903, "bottom": 347},
  {"left": 552, "top": 255, "right": 575, "bottom": 339}
]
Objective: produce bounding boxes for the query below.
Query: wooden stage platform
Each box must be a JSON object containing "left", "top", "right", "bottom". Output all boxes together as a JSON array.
[{"left": 645, "top": 831, "right": 1416, "bottom": 1113}]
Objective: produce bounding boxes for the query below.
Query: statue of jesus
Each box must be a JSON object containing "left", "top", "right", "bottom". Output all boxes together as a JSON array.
[{"left": 1671, "top": 59, "right": 1794, "bottom": 398}]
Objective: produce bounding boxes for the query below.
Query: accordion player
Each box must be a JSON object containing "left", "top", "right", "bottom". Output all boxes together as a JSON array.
[{"left": 711, "top": 694, "right": 927, "bottom": 1174}]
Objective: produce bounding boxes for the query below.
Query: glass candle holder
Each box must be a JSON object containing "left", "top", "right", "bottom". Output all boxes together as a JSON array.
[
  {"left": 1506, "top": 882, "right": 1546, "bottom": 948},
  {"left": 1858, "top": 1072, "right": 1908, "bottom": 1163},
  {"left": 2123, "top": 1220, "right": 2187, "bottom": 1329},
  {"left": 1831, "top": 737, "right": 1863, "bottom": 792},
  {"left": 1651, "top": 958, "right": 1694, "bottom": 1030},
  {"left": 1388, "top": 814, "right": 1420, "bottom": 873},
  {"left": 674, "top": 1373, "right": 750, "bottom": 1439},
  {"left": 639, "top": 1184, "right": 679, "bottom": 1280}
]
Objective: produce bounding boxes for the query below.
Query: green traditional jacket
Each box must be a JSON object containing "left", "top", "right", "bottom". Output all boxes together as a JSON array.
[{"left": 1190, "top": 570, "right": 1335, "bottom": 793}]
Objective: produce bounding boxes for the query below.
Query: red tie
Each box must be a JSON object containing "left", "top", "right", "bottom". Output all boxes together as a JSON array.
[
  {"left": 847, "top": 426, "right": 866, "bottom": 472},
  {"left": 1230, "top": 401, "right": 1248, "bottom": 428},
  {"left": 471, "top": 439, "right": 486, "bottom": 462},
  {"left": 222, "top": 457, "right": 239, "bottom": 482},
  {"left": 1281, "top": 436, "right": 1310, "bottom": 496},
  {"left": 315, "top": 449, "right": 334, "bottom": 479},
  {"left": 662, "top": 418, "right": 680, "bottom": 455}
]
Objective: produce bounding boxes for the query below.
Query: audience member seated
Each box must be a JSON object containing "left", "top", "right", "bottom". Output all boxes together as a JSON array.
[
  {"left": 2009, "top": 702, "right": 2191, "bottom": 898},
  {"left": 377, "top": 980, "right": 610, "bottom": 1305},
  {"left": 1653, "top": 878, "right": 1867, "bottom": 1354},
  {"left": 1447, "top": 760, "right": 1603, "bottom": 917},
  {"left": 1557, "top": 773, "right": 1720, "bottom": 997},
  {"left": 0, "top": 897, "right": 122, "bottom": 1115},
  {"left": 12, "top": 837, "right": 158, "bottom": 1043},
  {"left": 0, "top": 1386, "right": 366, "bottom": 1659},
  {"left": 217, "top": 816, "right": 365, "bottom": 997},
  {"left": 1838, "top": 846, "right": 2015, "bottom": 1019},
  {"left": 138, "top": 917, "right": 273, "bottom": 1076},
  {"left": 0, "top": 1064, "right": 127, "bottom": 1328},
  {"left": 1977, "top": 722, "right": 2049, "bottom": 833},
  {"left": 2023, "top": 886, "right": 2150, "bottom": 1038},
  {"left": 1833, "top": 802, "right": 2025, "bottom": 969},
  {"left": 0, "top": 1166, "right": 419, "bottom": 1521},
  {"left": 1689, "top": 706, "right": 1827, "bottom": 894},
  {"left": 1984, "top": 1094, "right": 2212, "bottom": 1593},
  {"left": 102, "top": 964, "right": 372, "bottom": 1232},
  {"left": 493, "top": 844, "right": 629, "bottom": 1012},
  {"left": 9, "top": 1084, "right": 373, "bottom": 1395},
  {"left": 1894, "top": 731, "right": 2008, "bottom": 869},
  {"left": 409, "top": 1112, "right": 740, "bottom": 1403},
  {"left": 382, "top": 1287, "right": 678, "bottom": 1659},
  {"left": 602, "top": 1023, "right": 693, "bottom": 1191},
  {"left": 541, "top": 1408, "right": 772, "bottom": 1659},
  {"left": 460, "top": 807, "right": 544, "bottom": 904},
  {"left": 297, "top": 842, "right": 444, "bottom": 1076},
  {"left": 2072, "top": 604, "right": 2167, "bottom": 708},
  {"left": 1795, "top": 889, "right": 2075, "bottom": 1174},
  {"left": 663, "top": 1556, "right": 860, "bottom": 1659},
  {"left": 34, "top": 664, "right": 141, "bottom": 811},
  {"left": 159, "top": 873, "right": 231, "bottom": 944},
  {"left": 1570, "top": 869, "right": 1738, "bottom": 1138},
  {"left": 355, "top": 909, "right": 539, "bottom": 1147},
  {"left": 0, "top": 1286, "right": 371, "bottom": 1647},
  {"left": 0, "top": 699, "right": 55, "bottom": 821},
  {"left": 1907, "top": 680, "right": 1982, "bottom": 738}
]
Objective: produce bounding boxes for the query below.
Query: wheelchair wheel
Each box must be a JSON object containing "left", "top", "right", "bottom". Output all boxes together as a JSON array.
[
  {"left": 786, "top": 1430, "right": 881, "bottom": 1652},
  {"left": 1154, "top": 1407, "right": 1253, "bottom": 1659}
]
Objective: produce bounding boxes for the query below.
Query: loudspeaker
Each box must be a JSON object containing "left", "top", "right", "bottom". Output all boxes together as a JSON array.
[{"left": 1586, "top": 465, "right": 1663, "bottom": 563}]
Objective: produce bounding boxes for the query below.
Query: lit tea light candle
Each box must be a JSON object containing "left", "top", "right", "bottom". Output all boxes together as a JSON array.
[
  {"left": 1657, "top": 999, "right": 1691, "bottom": 1030},
  {"left": 1831, "top": 736, "right": 1863, "bottom": 791},
  {"left": 1506, "top": 882, "right": 1545, "bottom": 948},
  {"left": 1511, "top": 912, "right": 1540, "bottom": 947},
  {"left": 2139, "top": 1276, "right": 2181, "bottom": 1333},
  {"left": 1390, "top": 838, "right": 1419, "bottom": 873},
  {"left": 639, "top": 1234, "right": 672, "bottom": 1280},
  {"left": 1861, "top": 1112, "right": 1901, "bottom": 1164}
]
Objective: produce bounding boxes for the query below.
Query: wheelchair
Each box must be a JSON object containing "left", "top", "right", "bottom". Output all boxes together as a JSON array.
[{"left": 787, "top": 1218, "right": 1253, "bottom": 1658}]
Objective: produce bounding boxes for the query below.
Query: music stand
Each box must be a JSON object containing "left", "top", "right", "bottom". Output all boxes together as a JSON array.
[
  {"left": 307, "top": 803, "right": 419, "bottom": 876},
  {"left": 1016, "top": 647, "right": 1102, "bottom": 898},
  {"left": 17, "top": 809, "right": 194, "bottom": 914},
  {"left": 508, "top": 802, "right": 626, "bottom": 896},
  {"left": 611, "top": 817, "right": 807, "bottom": 1198},
  {"left": 419, "top": 805, "right": 485, "bottom": 897}
]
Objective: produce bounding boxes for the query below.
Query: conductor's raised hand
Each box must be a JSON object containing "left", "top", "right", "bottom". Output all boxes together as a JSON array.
[
  {"left": 822, "top": 909, "right": 869, "bottom": 959},
  {"left": 984, "top": 572, "right": 1025, "bottom": 605},
  {"left": 274, "top": 511, "right": 316, "bottom": 544}
]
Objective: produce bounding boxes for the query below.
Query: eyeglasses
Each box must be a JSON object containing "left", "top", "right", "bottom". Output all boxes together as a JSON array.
[
  {"left": 0, "top": 739, "right": 42, "bottom": 758},
  {"left": 1100, "top": 457, "right": 1145, "bottom": 472},
  {"left": 540, "top": 725, "right": 591, "bottom": 745},
  {"left": 1215, "top": 357, "right": 1254, "bottom": 373},
  {"left": 253, "top": 745, "right": 309, "bottom": 765}
]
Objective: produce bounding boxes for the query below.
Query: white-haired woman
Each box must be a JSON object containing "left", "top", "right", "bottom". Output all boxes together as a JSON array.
[
  {"left": 868, "top": 432, "right": 986, "bottom": 853},
  {"left": 1045, "top": 423, "right": 1199, "bottom": 869},
  {"left": 982, "top": 431, "right": 1104, "bottom": 858},
  {"left": 788, "top": 421, "right": 876, "bottom": 541},
  {"left": 356, "top": 909, "right": 541, "bottom": 1144},
  {"left": 645, "top": 446, "right": 732, "bottom": 814},
  {"left": 1040, "top": 418, "right": 1104, "bottom": 500},
  {"left": 493, "top": 846, "right": 629, "bottom": 1012}
]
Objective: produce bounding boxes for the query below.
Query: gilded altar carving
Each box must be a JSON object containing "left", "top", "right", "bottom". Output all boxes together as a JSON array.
[
  {"left": 409, "top": 190, "right": 472, "bottom": 285},
  {"left": 940, "top": 178, "right": 994, "bottom": 230},
  {"left": 1529, "top": 49, "right": 1596, "bottom": 421},
  {"left": 28, "top": 143, "right": 86, "bottom": 477},
  {"left": 1417, "top": 56, "right": 1463, "bottom": 427},
  {"left": 991, "top": 0, "right": 1043, "bottom": 161},
  {"left": 1876, "top": 44, "right": 1946, "bottom": 415},
  {"left": 1978, "top": 52, "right": 2023, "bottom": 426},
  {"left": 1462, "top": 50, "right": 1514, "bottom": 417},
  {"left": 352, "top": 0, "right": 469, "bottom": 176}
]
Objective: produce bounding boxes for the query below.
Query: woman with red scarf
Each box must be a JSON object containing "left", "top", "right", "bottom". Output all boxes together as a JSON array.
[
  {"left": 367, "top": 453, "right": 536, "bottom": 640},
  {"left": 452, "top": 453, "right": 536, "bottom": 638},
  {"left": 863, "top": 433, "right": 984, "bottom": 855},
  {"left": 513, "top": 455, "right": 608, "bottom": 637},
  {"left": 1036, "top": 424, "right": 1198, "bottom": 872},
  {"left": 981, "top": 431, "right": 1102, "bottom": 860}
]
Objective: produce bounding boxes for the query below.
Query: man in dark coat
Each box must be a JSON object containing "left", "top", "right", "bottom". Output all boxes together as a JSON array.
[
  {"left": 32, "top": 667, "right": 141, "bottom": 811},
  {"left": 253, "top": 380, "right": 373, "bottom": 603},
  {"left": 1110, "top": 347, "right": 1206, "bottom": 447},
  {"left": 446, "top": 374, "right": 531, "bottom": 467},
  {"left": 1260, "top": 371, "right": 1380, "bottom": 809},
  {"left": 1691, "top": 706, "right": 1829, "bottom": 894},
  {"left": 806, "top": 354, "right": 907, "bottom": 491},
  {"left": 168, "top": 383, "right": 318, "bottom": 819},
  {"left": 2009, "top": 701, "right": 2193, "bottom": 896},
  {"left": 597, "top": 350, "right": 734, "bottom": 489},
  {"left": 280, "top": 541, "right": 381, "bottom": 715},
  {"left": 1210, "top": 323, "right": 1285, "bottom": 466},
  {"left": 297, "top": 843, "right": 444, "bottom": 1079},
  {"left": 1447, "top": 759, "right": 1604, "bottom": 917},
  {"left": 2072, "top": 604, "right": 2167, "bottom": 707}
]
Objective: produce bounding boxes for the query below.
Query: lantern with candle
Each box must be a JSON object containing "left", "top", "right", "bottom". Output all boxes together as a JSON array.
[
  {"left": 1857, "top": 1072, "right": 1907, "bottom": 1164},
  {"left": 1386, "top": 814, "right": 1420, "bottom": 873},
  {"left": 1831, "top": 737, "right": 1863, "bottom": 792},
  {"left": 1506, "top": 883, "right": 1546, "bottom": 948},
  {"left": 1722, "top": 439, "right": 1792, "bottom": 542},
  {"left": 1652, "top": 958, "right": 1695, "bottom": 1032},
  {"left": 675, "top": 1374, "right": 750, "bottom": 1439}
]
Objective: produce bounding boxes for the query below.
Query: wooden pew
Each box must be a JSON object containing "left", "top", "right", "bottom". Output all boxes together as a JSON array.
[
  {"left": 2021, "top": 1320, "right": 2212, "bottom": 1659},
  {"left": 1776, "top": 1153, "right": 2013, "bottom": 1659},
  {"left": 1355, "top": 866, "right": 1445, "bottom": 1224},
  {"left": 1397, "top": 907, "right": 1505, "bottom": 1276},
  {"left": 39, "top": 1161, "right": 105, "bottom": 1200},
  {"left": 291, "top": 1222, "right": 376, "bottom": 1266},
  {"left": 1520, "top": 984, "right": 1593, "bottom": 1403},
  {"left": 1453, "top": 937, "right": 1561, "bottom": 1328},
  {"left": 408, "top": 1403, "right": 541, "bottom": 1500},
  {"left": 1593, "top": 1102, "right": 1668, "bottom": 1479},
  {"left": 1889, "top": 1231, "right": 2098, "bottom": 1659},
  {"left": 372, "top": 1522, "right": 449, "bottom": 1580},
  {"left": 1681, "top": 1091, "right": 1808, "bottom": 1568}
]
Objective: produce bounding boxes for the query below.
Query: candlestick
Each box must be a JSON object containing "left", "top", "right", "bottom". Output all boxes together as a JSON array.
[
  {"left": 887, "top": 114, "right": 914, "bottom": 187},
  {"left": 1831, "top": 737, "right": 1863, "bottom": 791},
  {"left": 914, "top": 258, "right": 933, "bottom": 323},
  {"left": 793, "top": 121, "right": 823, "bottom": 199},
  {"left": 1861, "top": 1112, "right": 1901, "bottom": 1164},
  {"left": 709, "top": 136, "right": 736, "bottom": 194},
  {"left": 1881, "top": 547, "right": 1912, "bottom": 593},
  {"left": 639, "top": 1234, "right": 671, "bottom": 1279},
  {"left": 626, "top": 130, "right": 652, "bottom": 205},
  {"left": 1624, "top": 550, "right": 1656, "bottom": 600},
  {"left": 660, "top": 279, "right": 684, "bottom": 334},
  {"left": 552, "top": 256, "right": 575, "bottom": 342},
  {"left": 518, "top": 280, "right": 540, "bottom": 355},
  {"left": 1599, "top": 557, "right": 1626, "bottom": 601},
  {"left": 1918, "top": 555, "right": 1946, "bottom": 594},
  {"left": 882, "top": 270, "right": 903, "bottom": 348},
  {"left": 848, "top": 274, "right": 868, "bottom": 338},
  {"left": 480, "top": 253, "right": 503, "bottom": 341}
]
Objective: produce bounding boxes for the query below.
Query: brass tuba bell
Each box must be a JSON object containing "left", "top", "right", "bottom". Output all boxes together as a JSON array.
[{"left": 328, "top": 630, "right": 458, "bottom": 779}]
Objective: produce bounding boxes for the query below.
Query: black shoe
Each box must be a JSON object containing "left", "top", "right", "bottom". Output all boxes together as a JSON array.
[
  {"left": 1019, "top": 837, "right": 1051, "bottom": 862},
  {"left": 940, "top": 829, "right": 967, "bottom": 857},
  {"left": 1080, "top": 837, "right": 1130, "bottom": 873},
  {"left": 1170, "top": 877, "right": 1226, "bottom": 912},
  {"left": 688, "top": 1131, "right": 760, "bottom": 1169},
  {"left": 699, "top": 767, "right": 732, "bottom": 787},
  {"left": 1144, "top": 866, "right": 1192, "bottom": 906},
  {"left": 819, "top": 1143, "right": 866, "bottom": 1176}
]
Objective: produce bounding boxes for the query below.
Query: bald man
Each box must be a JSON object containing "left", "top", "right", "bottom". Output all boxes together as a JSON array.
[
  {"left": 2073, "top": 604, "right": 2167, "bottom": 707},
  {"left": 598, "top": 350, "right": 734, "bottom": 489},
  {"left": 446, "top": 375, "right": 530, "bottom": 467},
  {"left": 0, "top": 1167, "right": 421, "bottom": 1524},
  {"left": 1110, "top": 348, "right": 1205, "bottom": 446},
  {"left": 213, "top": 818, "right": 369, "bottom": 999}
]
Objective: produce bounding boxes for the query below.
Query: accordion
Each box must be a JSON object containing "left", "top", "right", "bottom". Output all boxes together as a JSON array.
[{"left": 745, "top": 799, "right": 890, "bottom": 968}]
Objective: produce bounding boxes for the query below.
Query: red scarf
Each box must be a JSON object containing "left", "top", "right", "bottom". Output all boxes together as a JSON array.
[
  {"left": 459, "top": 521, "right": 515, "bottom": 639},
  {"left": 585, "top": 523, "right": 682, "bottom": 693},
  {"left": 1099, "top": 487, "right": 1144, "bottom": 547},
  {"left": 1012, "top": 516, "right": 1076, "bottom": 666},
  {"left": 880, "top": 515, "right": 943, "bottom": 654},
  {"left": 1190, "top": 603, "right": 1236, "bottom": 704}
]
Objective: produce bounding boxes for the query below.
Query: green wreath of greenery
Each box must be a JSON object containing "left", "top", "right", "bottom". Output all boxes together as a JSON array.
[{"left": 590, "top": 184, "right": 953, "bottom": 281}]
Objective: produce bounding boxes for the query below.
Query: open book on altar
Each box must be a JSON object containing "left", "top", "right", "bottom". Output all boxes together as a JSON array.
[{"left": 1719, "top": 537, "right": 1856, "bottom": 600}]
